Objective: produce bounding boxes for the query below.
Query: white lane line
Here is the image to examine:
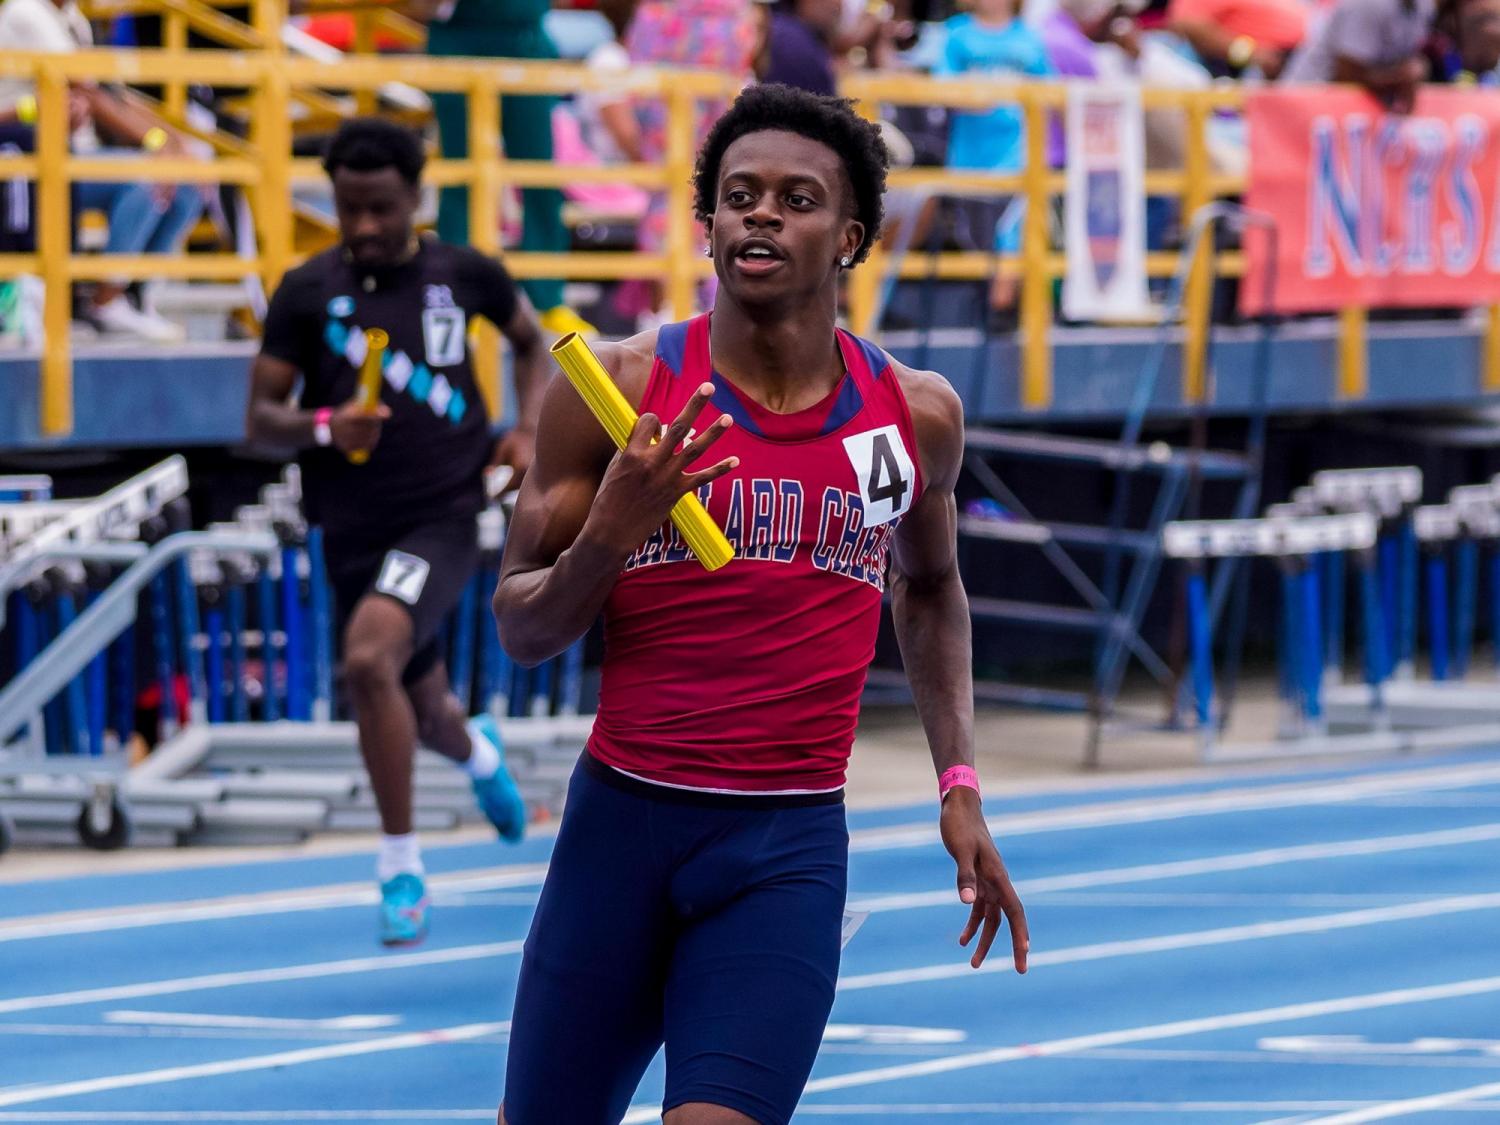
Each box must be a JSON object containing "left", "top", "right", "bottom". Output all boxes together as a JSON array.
[
  {"left": 3, "top": 1108, "right": 1496, "bottom": 1123},
  {"left": 7, "top": 845, "right": 1499, "bottom": 1019},
  {"left": 792, "top": 1104, "right": 1500, "bottom": 1117},
  {"left": 850, "top": 823, "right": 1500, "bottom": 913},
  {"left": 8, "top": 764, "right": 1500, "bottom": 944},
  {"left": 803, "top": 973, "right": 1500, "bottom": 1096},
  {"left": 823, "top": 1024, "right": 966, "bottom": 1045},
  {"left": 621, "top": 974, "right": 1500, "bottom": 1122},
  {"left": 0, "top": 866, "right": 549, "bottom": 944},
  {"left": 1275, "top": 1080, "right": 1500, "bottom": 1124},
  {"left": 0, "top": 1021, "right": 509, "bottom": 1108},
  {"left": 0, "top": 941, "right": 524, "bottom": 1016},
  {"left": 1023, "top": 893, "right": 1435, "bottom": 908},
  {"left": 1076, "top": 1046, "right": 1500, "bottom": 1072},
  {"left": 851, "top": 762, "right": 1500, "bottom": 852},
  {"left": 0, "top": 1122, "right": 492, "bottom": 1125},
  {"left": 102, "top": 1011, "right": 399, "bottom": 1031},
  {"left": 0, "top": 1023, "right": 414, "bottom": 1044},
  {"left": 839, "top": 892, "right": 1500, "bottom": 991},
  {"left": 12, "top": 882, "right": 1488, "bottom": 1035}
]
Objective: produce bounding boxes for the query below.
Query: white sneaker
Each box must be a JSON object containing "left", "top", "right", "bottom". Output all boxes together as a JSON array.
[{"left": 91, "top": 295, "right": 186, "bottom": 343}]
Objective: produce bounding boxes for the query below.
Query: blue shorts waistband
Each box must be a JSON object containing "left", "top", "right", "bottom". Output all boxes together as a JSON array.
[{"left": 582, "top": 751, "right": 845, "bottom": 810}]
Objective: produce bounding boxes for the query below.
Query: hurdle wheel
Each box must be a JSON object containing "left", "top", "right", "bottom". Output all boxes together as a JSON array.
[{"left": 76, "top": 794, "right": 132, "bottom": 851}]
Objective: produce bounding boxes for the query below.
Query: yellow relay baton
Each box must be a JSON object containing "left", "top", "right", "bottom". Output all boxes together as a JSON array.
[
  {"left": 551, "top": 332, "right": 734, "bottom": 572},
  {"left": 348, "top": 327, "right": 389, "bottom": 466}
]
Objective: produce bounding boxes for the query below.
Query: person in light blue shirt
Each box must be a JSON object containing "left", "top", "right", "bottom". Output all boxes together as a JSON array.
[
  {"left": 937, "top": 0, "right": 1054, "bottom": 324},
  {"left": 939, "top": 1, "right": 1055, "bottom": 175}
]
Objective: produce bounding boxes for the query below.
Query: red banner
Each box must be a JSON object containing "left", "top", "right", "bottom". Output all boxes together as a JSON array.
[{"left": 1244, "top": 87, "right": 1500, "bottom": 315}]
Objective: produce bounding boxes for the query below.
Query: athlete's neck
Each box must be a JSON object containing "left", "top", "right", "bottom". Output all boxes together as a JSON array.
[{"left": 708, "top": 297, "right": 844, "bottom": 415}]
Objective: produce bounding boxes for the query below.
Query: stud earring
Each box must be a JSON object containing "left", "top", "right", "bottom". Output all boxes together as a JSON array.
[
  {"left": 704, "top": 245, "right": 713, "bottom": 257},
  {"left": 839, "top": 256, "right": 852, "bottom": 269}
]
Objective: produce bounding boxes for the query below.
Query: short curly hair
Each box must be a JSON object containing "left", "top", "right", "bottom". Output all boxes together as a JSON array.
[
  {"left": 692, "top": 84, "right": 889, "bottom": 266},
  {"left": 323, "top": 117, "right": 426, "bottom": 187}
]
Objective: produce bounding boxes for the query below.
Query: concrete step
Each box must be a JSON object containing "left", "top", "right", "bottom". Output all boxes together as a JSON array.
[
  {"left": 326, "top": 808, "right": 461, "bottom": 833},
  {"left": 195, "top": 798, "right": 329, "bottom": 831},
  {"left": 341, "top": 787, "right": 478, "bottom": 815},
  {"left": 208, "top": 770, "right": 362, "bottom": 802}
]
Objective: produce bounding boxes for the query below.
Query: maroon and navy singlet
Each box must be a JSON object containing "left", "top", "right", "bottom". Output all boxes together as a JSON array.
[
  {"left": 589, "top": 312, "right": 925, "bottom": 794},
  {"left": 503, "top": 316, "right": 927, "bottom": 1125}
]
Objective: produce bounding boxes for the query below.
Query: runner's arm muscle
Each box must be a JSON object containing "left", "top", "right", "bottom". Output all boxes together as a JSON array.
[
  {"left": 246, "top": 354, "right": 317, "bottom": 447},
  {"left": 890, "top": 368, "right": 973, "bottom": 778},
  {"left": 891, "top": 366, "right": 1028, "bottom": 973},
  {"left": 492, "top": 340, "right": 639, "bottom": 667}
]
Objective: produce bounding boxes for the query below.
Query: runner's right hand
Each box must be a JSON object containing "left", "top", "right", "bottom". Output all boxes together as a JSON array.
[
  {"left": 580, "top": 382, "right": 737, "bottom": 559},
  {"left": 330, "top": 401, "right": 390, "bottom": 457}
]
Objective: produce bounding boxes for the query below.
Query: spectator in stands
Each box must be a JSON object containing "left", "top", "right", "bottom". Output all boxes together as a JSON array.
[
  {"left": 624, "top": 0, "right": 759, "bottom": 327},
  {"left": 0, "top": 114, "right": 39, "bottom": 349},
  {"left": 1433, "top": 0, "right": 1500, "bottom": 82},
  {"left": 1040, "top": 0, "right": 1221, "bottom": 143},
  {"left": 829, "top": 0, "right": 918, "bottom": 72},
  {"left": 937, "top": 0, "right": 1053, "bottom": 323},
  {"left": 759, "top": 0, "right": 841, "bottom": 94},
  {"left": 1167, "top": 0, "right": 1307, "bottom": 78},
  {"left": 417, "top": 0, "right": 593, "bottom": 338},
  {"left": 574, "top": 0, "right": 644, "bottom": 165},
  {"left": 0, "top": 0, "right": 204, "bottom": 342},
  {"left": 1280, "top": 0, "right": 1435, "bottom": 113},
  {"left": 550, "top": 0, "right": 651, "bottom": 228}
]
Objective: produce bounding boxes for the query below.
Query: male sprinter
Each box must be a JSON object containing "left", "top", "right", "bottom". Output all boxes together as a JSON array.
[
  {"left": 494, "top": 85, "right": 1029, "bottom": 1125},
  {"left": 247, "top": 118, "right": 543, "bottom": 946}
]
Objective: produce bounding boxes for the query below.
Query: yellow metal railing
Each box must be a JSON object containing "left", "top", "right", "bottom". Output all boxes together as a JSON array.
[{"left": 0, "top": 48, "right": 1260, "bottom": 438}]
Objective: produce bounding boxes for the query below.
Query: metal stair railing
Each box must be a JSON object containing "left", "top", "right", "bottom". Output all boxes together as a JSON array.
[{"left": 952, "top": 205, "right": 1280, "bottom": 765}]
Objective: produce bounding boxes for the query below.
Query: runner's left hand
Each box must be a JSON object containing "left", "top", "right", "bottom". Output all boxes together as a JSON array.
[
  {"left": 940, "top": 787, "right": 1028, "bottom": 972},
  {"left": 492, "top": 427, "right": 536, "bottom": 491}
]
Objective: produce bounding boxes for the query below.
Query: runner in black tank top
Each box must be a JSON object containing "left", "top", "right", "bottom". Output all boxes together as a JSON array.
[{"left": 246, "top": 118, "right": 548, "bottom": 946}]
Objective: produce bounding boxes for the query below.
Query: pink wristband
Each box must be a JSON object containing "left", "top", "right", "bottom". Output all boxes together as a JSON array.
[{"left": 939, "top": 765, "right": 980, "bottom": 803}]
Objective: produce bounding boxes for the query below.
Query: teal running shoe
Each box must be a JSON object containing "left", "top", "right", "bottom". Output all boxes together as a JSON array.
[
  {"left": 469, "top": 714, "right": 526, "bottom": 844},
  {"left": 379, "top": 872, "right": 429, "bottom": 947}
]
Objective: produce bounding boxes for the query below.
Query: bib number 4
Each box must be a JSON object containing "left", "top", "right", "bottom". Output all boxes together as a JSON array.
[{"left": 843, "top": 425, "right": 916, "bottom": 527}]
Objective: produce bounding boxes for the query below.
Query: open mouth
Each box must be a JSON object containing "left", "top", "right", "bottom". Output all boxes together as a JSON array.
[{"left": 734, "top": 240, "right": 786, "bottom": 275}]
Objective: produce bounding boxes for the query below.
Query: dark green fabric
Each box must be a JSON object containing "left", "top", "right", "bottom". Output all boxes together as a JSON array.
[
  {"left": 435, "top": 0, "right": 550, "bottom": 29},
  {"left": 429, "top": 17, "right": 564, "bottom": 311}
]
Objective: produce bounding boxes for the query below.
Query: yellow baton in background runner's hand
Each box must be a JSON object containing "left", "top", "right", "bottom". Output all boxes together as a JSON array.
[
  {"left": 551, "top": 332, "right": 734, "bottom": 572},
  {"left": 348, "top": 328, "right": 389, "bottom": 466}
]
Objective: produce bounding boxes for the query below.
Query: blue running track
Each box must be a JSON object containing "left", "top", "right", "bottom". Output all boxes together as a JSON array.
[{"left": 3, "top": 749, "right": 1500, "bottom": 1124}]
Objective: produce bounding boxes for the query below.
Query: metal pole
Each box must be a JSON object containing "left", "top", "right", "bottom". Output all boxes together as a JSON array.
[
  {"left": 1426, "top": 547, "right": 1450, "bottom": 682},
  {"left": 1454, "top": 536, "right": 1478, "bottom": 680}
]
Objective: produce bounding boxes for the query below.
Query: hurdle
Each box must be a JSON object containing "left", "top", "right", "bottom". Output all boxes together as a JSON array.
[
  {"left": 1163, "top": 509, "right": 1401, "bottom": 761},
  {"left": 0, "top": 475, "right": 52, "bottom": 502},
  {"left": 0, "top": 459, "right": 201, "bottom": 849},
  {"left": 119, "top": 469, "right": 592, "bottom": 843},
  {"left": 1325, "top": 477, "right": 1500, "bottom": 732},
  {"left": 0, "top": 526, "right": 280, "bottom": 848},
  {"left": 1310, "top": 467, "right": 1422, "bottom": 682},
  {"left": 1, "top": 457, "right": 597, "bottom": 850}
]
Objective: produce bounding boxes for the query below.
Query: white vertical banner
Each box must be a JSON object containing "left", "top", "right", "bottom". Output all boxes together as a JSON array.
[{"left": 1063, "top": 83, "right": 1151, "bottom": 322}]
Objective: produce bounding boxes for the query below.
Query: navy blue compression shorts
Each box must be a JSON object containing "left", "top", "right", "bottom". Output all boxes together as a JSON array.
[{"left": 502, "top": 752, "right": 848, "bottom": 1125}]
